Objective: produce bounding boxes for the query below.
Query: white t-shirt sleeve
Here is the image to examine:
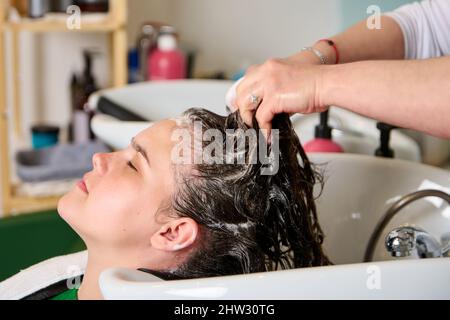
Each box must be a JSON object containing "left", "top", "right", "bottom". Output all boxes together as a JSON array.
[{"left": 385, "top": 0, "right": 450, "bottom": 59}]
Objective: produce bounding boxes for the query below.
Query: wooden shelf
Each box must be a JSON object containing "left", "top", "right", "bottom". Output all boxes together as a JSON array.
[
  {"left": 0, "top": 0, "right": 128, "bottom": 217},
  {"left": 4, "top": 15, "right": 124, "bottom": 33},
  {"left": 7, "top": 20, "right": 122, "bottom": 33},
  {"left": 8, "top": 194, "right": 61, "bottom": 216}
]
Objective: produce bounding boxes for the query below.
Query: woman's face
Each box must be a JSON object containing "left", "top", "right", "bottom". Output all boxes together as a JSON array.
[{"left": 58, "top": 120, "right": 178, "bottom": 251}]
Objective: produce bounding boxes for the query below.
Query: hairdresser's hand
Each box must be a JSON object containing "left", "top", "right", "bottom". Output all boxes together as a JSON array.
[{"left": 227, "top": 54, "right": 329, "bottom": 134}]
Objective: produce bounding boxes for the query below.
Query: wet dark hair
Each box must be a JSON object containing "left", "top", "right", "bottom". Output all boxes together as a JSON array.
[{"left": 142, "top": 108, "right": 330, "bottom": 280}]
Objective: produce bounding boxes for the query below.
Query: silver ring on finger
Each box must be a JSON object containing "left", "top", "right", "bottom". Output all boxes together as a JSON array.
[{"left": 250, "top": 94, "right": 261, "bottom": 108}]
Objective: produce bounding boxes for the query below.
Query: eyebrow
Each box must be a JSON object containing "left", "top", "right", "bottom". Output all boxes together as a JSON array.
[{"left": 131, "top": 137, "right": 150, "bottom": 166}]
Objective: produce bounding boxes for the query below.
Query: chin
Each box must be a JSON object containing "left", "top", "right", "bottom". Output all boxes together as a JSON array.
[
  {"left": 58, "top": 194, "right": 87, "bottom": 241},
  {"left": 57, "top": 189, "right": 81, "bottom": 224}
]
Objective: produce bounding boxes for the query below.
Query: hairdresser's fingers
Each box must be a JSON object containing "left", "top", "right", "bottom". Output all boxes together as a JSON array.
[
  {"left": 233, "top": 64, "right": 263, "bottom": 112},
  {"left": 239, "top": 91, "right": 264, "bottom": 127},
  {"left": 235, "top": 77, "right": 265, "bottom": 127},
  {"left": 255, "top": 100, "right": 276, "bottom": 142}
]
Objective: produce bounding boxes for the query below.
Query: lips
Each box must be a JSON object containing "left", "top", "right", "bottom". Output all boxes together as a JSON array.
[{"left": 77, "top": 179, "right": 89, "bottom": 194}]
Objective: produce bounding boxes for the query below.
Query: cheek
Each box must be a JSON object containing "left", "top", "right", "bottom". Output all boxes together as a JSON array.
[
  {"left": 58, "top": 168, "right": 170, "bottom": 248},
  {"left": 79, "top": 177, "right": 161, "bottom": 246},
  {"left": 83, "top": 180, "right": 141, "bottom": 240}
]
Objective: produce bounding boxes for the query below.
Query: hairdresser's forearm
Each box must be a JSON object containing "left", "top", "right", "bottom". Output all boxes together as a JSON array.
[
  {"left": 321, "top": 57, "right": 450, "bottom": 139},
  {"left": 330, "top": 16, "right": 405, "bottom": 62},
  {"left": 290, "top": 16, "right": 405, "bottom": 64}
]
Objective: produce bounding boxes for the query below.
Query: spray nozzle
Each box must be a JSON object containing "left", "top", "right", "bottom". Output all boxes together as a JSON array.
[{"left": 314, "top": 110, "right": 333, "bottom": 139}]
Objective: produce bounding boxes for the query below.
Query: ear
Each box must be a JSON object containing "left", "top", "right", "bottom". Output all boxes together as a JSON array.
[{"left": 150, "top": 218, "right": 199, "bottom": 252}]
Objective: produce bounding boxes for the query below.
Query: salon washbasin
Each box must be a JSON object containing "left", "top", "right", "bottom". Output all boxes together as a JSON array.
[
  {"left": 99, "top": 153, "right": 450, "bottom": 299},
  {"left": 88, "top": 80, "right": 421, "bottom": 162},
  {"left": 88, "top": 80, "right": 231, "bottom": 150}
]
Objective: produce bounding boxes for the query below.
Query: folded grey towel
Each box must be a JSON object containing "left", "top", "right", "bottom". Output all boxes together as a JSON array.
[{"left": 16, "top": 140, "right": 111, "bottom": 183}]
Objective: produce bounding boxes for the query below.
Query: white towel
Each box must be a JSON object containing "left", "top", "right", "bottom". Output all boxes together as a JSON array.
[{"left": 0, "top": 251, "right": 88, "bottom": 300}]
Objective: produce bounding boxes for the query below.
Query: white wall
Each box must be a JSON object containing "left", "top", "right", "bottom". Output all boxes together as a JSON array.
[
  {"left": 127, "top": 0, "right": 341, "bottom": 76},
  {"left": 127, "top": 0, "right": 172, "bottom": 48},
  {"left": 167, "top": 0, "right": 341, "bottom": 76}
]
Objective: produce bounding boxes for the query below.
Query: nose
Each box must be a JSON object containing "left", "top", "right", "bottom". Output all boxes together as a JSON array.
[{"left": 92, "top": 152, "right": 108, "bottom": 175}]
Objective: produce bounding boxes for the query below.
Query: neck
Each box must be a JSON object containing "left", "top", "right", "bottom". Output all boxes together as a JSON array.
[
  {"left": 77, "top": 251, "right": 110, "bottom": 300},
  {"left": 76, "top": 246, "right": 174, "bottom": 300},
  {"left": 78, "top": 247, "right": 137, "bottom": 300}
]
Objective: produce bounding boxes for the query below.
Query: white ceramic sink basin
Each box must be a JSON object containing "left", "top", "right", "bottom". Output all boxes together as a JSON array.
[
  {"left": 88, "top": 80, "right": 420, "bottom": 162},
  {"left": 99, "top": 153, "right": 450, "bottom": 299},
  {"left": 89, "top": 80, "right": 231, "bottom": 150},
  {"left": 311, "top": 153, "right": 450, "bottom": 264}
]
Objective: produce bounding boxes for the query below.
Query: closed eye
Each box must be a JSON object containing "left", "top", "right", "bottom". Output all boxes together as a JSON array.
[{"left": 127, "top": 161, "right": 138, "bottom": 172}]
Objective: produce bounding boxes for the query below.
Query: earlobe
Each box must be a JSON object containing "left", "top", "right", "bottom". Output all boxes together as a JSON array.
[{"left": 150, "top": 218, "right": 198, "bottom": 252}]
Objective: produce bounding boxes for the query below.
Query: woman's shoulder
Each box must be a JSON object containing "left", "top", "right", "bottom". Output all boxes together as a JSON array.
[{"left": 0, "top": 251, "right": 87, "bottom": 300}]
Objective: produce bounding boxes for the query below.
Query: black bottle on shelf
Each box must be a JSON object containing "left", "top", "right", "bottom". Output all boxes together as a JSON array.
[
  {"left": 74, "top": 0, "right": 109, "bottom": 13},
  {"left": 68, "top": 50, "right": 99, "bottom": 144},
  {"left": 49, "top": 0, "right": 74, "bottom": 13}
]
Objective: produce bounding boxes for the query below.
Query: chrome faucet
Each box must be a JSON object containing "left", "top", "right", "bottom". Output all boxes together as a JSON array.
[
  {"left": 364, "top": 189, "right": 450, "bottom": 262},
  {"left": 385, "top": 226, "right": 449, "bottom": 258}
]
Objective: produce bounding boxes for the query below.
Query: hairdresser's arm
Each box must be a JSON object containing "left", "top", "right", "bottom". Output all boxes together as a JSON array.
[
  {"left": 321, "top": 57, "right": 450, "bottom": 139},
  {"left": 288, "top": 16, "right": 404, "bottom": 64},
  {"left": 235, "top": 14, "right": 450, "bottom": 139},
  {"left": 234, "top": 16, "right": 405, "bottom": 127},
  {"left": 240, "top": 56, "right": 450, "bottom": 140}
]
